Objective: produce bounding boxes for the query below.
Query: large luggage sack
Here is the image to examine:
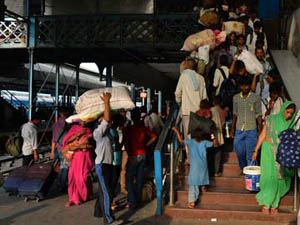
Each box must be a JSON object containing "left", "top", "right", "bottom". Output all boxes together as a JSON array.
[
  {"left": 18, "top": 162, "right": 54, "bottom": 202},
  {"left": 3, "top": 166, "right": 27, "bottom": 194}
]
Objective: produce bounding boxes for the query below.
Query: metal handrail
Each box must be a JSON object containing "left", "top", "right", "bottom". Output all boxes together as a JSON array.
[
  {"left": 154, "top": 103, "right": 178, "bottom": 215},
  {"left": 0, "top": 88, "right": 28, "bottom": 109}
]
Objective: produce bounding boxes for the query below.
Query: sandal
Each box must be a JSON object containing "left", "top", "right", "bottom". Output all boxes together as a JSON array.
[
  {"left": 270, "top": 208, "right": 278, "bottom": 215},
  {"left": 262, "top": 206, "right": 270, "bottom": 214},
  {"left": 187, "top": 202, "right": 195, "bottom": 209},
  {"left": 201, "top": 186, "right": 208, "bottom": 192},
  {"left": 65, "top": 201, "right": 74, "bottom": 207}
]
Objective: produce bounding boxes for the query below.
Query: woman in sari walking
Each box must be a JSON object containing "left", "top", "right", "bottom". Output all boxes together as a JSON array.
[
  {"left": 62, "top": 122, "right": 94, "bottom": 207},
  {"left": 252, "top": 101, "right": 297, "bottom": 214}
]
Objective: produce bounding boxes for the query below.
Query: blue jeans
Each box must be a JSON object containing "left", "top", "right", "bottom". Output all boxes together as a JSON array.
[
  {"left": 233, "top": 129, "right": 258, "bottom": 170},
  {"left": 189, "top": 185, "right": 199, "bottom": 203},
  {"left": 126, "top": 154, "right": 145, "bottom": 207},
  {"left": 57, "top": 150, "right": 69, "bottom": 190}
]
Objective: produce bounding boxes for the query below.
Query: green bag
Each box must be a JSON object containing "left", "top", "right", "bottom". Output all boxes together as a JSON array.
[{"left": 5, "top": 128, "right": 23, "bottom": 157}]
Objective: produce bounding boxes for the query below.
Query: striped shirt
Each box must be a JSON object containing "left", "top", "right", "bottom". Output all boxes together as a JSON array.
[{"left": 233, "top": 92, "right": 262, "bottom": 131}]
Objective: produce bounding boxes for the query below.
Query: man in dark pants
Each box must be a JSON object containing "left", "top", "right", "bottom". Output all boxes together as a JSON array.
[
  {"left": 21, "top": 113, "right": 41, "bottom": 166},
  {"left": 93, "top": 92, "right": 122, "bottom": 225}
]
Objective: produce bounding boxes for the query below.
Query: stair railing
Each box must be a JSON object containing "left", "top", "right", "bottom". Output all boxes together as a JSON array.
[
  {"left": 0, "top": 88, "right": 28, "bottom": 110},
  {"left": 154, "top": 103, "right": 178, "bottom": 215}
]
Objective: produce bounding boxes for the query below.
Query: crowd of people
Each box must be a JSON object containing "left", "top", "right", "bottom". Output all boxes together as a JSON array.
[
  {"left": 174, "top": 0, "right": 299, "bottom": 215},
  {"left": 14, "top": 0, "right": 299, "bottom": 223}
]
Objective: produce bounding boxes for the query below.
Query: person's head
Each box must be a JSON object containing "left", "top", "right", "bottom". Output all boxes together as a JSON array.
[
  {"left": 30, "top": 113, "right": 41, "bottom": 125},
  {"left": 266, "top": 69, "right": 279, "bottom": 84},
  {"left": 131, "top": 108, "right": 141, "bottom": 123},
  {"left": 220, "top": 54, "right": 229, "bottom": 67},
  {"left": 253, "top": 21, "right": 262, "bottom": 35},
  {"left": 255, "top": 47, "right": 265, "bottom": 61},
  {"left": 237, "top": 34, "right": 245, "bottom": 46},
  {"left": 212, "top": 96, "right": 221, "bottom": 106},
  {"left": 235, "top": 60, "right": 246, "bottom": 76},
  {"left": 250, "top": 10, "right": 257, "bottom": 21},
  {"left": 191, "top": 127, "right": 206, "bottom": 142},
  {"left": 111, "top": 113, "right": 125, "bottom": 129},
  {"left": 183, "top": 58, "right": 197, "bottom": 71},
  {"left": 229, "top": 32, "right": 236, "bottom": 42},
  {"left": 284, "top": 103, "right": 296, "bottom": 121},
  {"left": 58, "top": 107, "right": 68, "bottom": 118},
  {"left": 269, "top": 82, "right": 282, "bottom": 101},
  {"left": 255, "top": 39, "right": 264, "bottom": 49},
  {"left": 239, "top": 15, "right": 249, "bottom": 26},
  {"left": 119, "top": 108, "right": 126, "bottom": 117},
  {"left": 239, "top": 76, "right": 252, "bottom": 94},
  {"left": 200, "top": 99, "right": 210, "bottom": 110}
]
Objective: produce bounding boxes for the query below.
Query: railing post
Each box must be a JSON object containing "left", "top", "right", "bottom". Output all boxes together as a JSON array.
[
  {"left": 106, "top": 65, "right": 112, "bottom": 88},
  {"left": 55, "top": 64, "right": 60, "bottom": 120},
  {"left": 75, "top": 64, "right": 80, "bottom": 102},
  {"left": 169, "top": 142, "right": 174, "bottom": 206},
  {"left": 130, "top": 83, "right": 135, "bottom": 103},
  {"left": 294, "top": 171, "right": 298, "bottom": 212},
  {"left": 158, "top": 90, "right": 162, "bottom": 117},
  {"left": 147, "top": 88, "right": 151, "bottom": 113},
  {"left": 28, "top": 48, "right": 34, "bottom": 120},
  {"left": 154, "top": 150, "right": 163, "bottom": 215}
]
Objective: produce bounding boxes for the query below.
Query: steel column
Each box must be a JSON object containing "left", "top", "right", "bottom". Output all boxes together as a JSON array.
[
  {"left": 169, "top": 142, "right": 174, "bottom": 206},
  {"left": 106, "top": 66, "right": 112, "bottom": 88},
  {"left": 75, "top": 64, "right": 80, "bottom": 102},
  {"left": 130, "top": 83, "right": 135, "bottom": 102},
  {"left": 154, "top": 150, "right": 163, "bottom": 215},
  {"left": 147, "top": 88, "right": 151, "bottom": 113},
  {"left": 55, "top": 64, "right": 60, "bottom": 119},
  {"left": 28, "top": 48, "right": 34, "bottom": 120},
  {"left": 158, "top": 90, "right": 162, "bottom": 117}
]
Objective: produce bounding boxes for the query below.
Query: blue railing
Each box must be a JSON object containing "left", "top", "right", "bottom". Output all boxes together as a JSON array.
[{"left": 154, "top": 103, "right": 178, "bottom": 215}]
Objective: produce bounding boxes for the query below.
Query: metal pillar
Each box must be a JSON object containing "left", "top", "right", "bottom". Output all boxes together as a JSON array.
[
  {"left": 154, "top": 150, "right": 163, "bottom": 215},
  {"left": 75, "top": 64, "right": 80, "bottom": 102},
  {"left": 28, "top": 48, "right": 34, "bottom": 120},
  {"left": 106, "top": 65, "right": 112, "bottom": 88},
  {"left": 158, "top": 90, "right": 162, "bottom": 117},
  {"left": 130, "top": 83, "right": 135, "bottom": 103},
  {"left": 55, "top": 64, "right": 60, "bottom": 120},
  {"left": 147, "top": 88, "right": 151, "bottom": 113}
]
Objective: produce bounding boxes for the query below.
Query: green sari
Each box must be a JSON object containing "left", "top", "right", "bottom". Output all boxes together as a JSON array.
[{"left": 256, "top": 101, "right": 296, "bottom": 209}]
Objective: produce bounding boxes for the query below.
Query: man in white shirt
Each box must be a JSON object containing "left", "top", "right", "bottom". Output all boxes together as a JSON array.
[
  {"left": 21, "top": 113, "right": 41, "bottom": 166},
  {"left": 213, "top": 55, "right": 230, "bottom": 96},
  {"left": 246, "top": 21, "right": 268, "bottom": 54},
  {"left": 175, "top": 58, "right": 208, "bottom": 139},
  {"left": 248, "top": 11, "right": 260, "bottom": 31}
]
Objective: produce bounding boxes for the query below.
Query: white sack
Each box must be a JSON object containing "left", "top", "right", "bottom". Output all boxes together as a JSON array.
[
  {"left": 66, "top": 86, "right": 135, "bottom": 123},
  {"left": 238, "top": 50, "right": 263, "bottom": 75}
]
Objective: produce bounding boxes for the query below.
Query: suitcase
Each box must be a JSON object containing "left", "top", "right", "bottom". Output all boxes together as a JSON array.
[
  {"left": 18, "top": 162, "right": 54, "bottom": 202},
  {"left": 3, "top": 166, "right": 27, "bottom": 194}
]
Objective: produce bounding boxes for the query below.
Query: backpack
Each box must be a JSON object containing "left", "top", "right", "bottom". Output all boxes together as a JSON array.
[
  {"left": 276, "top": 117, "right": 300, "bottom": 169},
  {"left": 6, "top": 127, "right": 23, "bottom": 157},
  {"left": 218, "top": 69, "right": 238, "bottom": 108}
]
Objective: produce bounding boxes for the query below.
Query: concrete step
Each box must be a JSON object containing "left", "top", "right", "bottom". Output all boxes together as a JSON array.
[
  {"left": 175, "top": 188, "right": 294, "bottom": 208},
  {"left": 164, "top": 205, "right": 296, "bottom": 224},
  {"left": 223, "top": 163, "right": 241, "bottom": 177},
  {"left": 224, "top": 151, "right": 239, "bottom": 164},
  {"left": 178, "top": 175, "right": 246, "bottom": 191}
]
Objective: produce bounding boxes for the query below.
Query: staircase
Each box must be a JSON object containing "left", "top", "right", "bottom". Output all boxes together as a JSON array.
[{"left": 164, "top": 144, "right": 297, "bottom": 224}]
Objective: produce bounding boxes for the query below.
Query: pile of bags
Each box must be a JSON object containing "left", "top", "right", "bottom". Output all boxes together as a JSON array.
[
  {"left": 66, "top": 87, "right": 135, "bottom": 123},
  {"left": 222, "top": 21, "right": 245, "bottom": 35},
  {"left": 181, "top": 29, "right": 227, "bottom": 52}
]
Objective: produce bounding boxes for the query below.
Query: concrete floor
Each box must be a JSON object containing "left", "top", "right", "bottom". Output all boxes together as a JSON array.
[{"left": 0, "top": 185, "right": 297, "bottom": 225}]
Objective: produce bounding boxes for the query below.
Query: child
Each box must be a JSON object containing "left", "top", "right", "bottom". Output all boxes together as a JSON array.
[
  {"left": 173, "top": 127, "right": 217, "bottom": 209},
  {"left": 211, "top": 96, "right": 227, "bottom": 176},
  {"left": 231, "top": 76, "right": 262, "bottom": 173}
]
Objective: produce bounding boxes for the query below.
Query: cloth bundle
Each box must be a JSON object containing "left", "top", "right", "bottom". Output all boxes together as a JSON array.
[
  {"left": 181, "top": 29, "right": 226, "bottom": 52},
  {"left": 222, "top": 21, "right": 245, "bottom": 35},
  {"left": 66, "top": 87, "right": 135, "bottom": 123},
  {"left": 238, "top": 50, "right": 263, "bottom": 75}
]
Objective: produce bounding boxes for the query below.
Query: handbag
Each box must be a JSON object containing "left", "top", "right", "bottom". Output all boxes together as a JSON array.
[{"left": 276, "top": 117, "right": 300, "bottom": 168}]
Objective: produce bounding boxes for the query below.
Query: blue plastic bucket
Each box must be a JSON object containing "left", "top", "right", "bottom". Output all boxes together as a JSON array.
[{"left": 243, "top": 165, "right": 260, "bottom": 191}]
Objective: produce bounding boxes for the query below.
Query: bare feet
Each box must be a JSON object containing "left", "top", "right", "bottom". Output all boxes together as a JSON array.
[
  {"left": 121, "top": 188, "right": 128, "bottom": 195},
  {"left": 262, "top": 205, "right": 270, "bottom": 214},
  {"left": 201, "top": 186, "right": 208, "bottom": 192},
  {"left": 271, "top": 208, "right": 278, "bottom": 214},
  {"left": 111, "top": 201, "right": 118, "bottom": 211},
  {"left": 187, "top": 202, "right": 195, "bottom": 209},
  {"left": 65, "top": 201, "right": 73, "bottom": 207}
]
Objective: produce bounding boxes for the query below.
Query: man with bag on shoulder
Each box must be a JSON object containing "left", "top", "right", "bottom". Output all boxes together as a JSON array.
[{"left": 21, "top": 112, "right": 41, "bottom": 166}]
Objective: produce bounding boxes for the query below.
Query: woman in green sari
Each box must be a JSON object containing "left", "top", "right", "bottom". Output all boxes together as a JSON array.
[{"left": 252, "top": 101, "right": 297, "bottom": 214}]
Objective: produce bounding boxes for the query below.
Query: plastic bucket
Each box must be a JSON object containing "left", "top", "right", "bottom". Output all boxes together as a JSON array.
[{"left": 243, "top": 165, "right": 260, "bottom": 191}]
